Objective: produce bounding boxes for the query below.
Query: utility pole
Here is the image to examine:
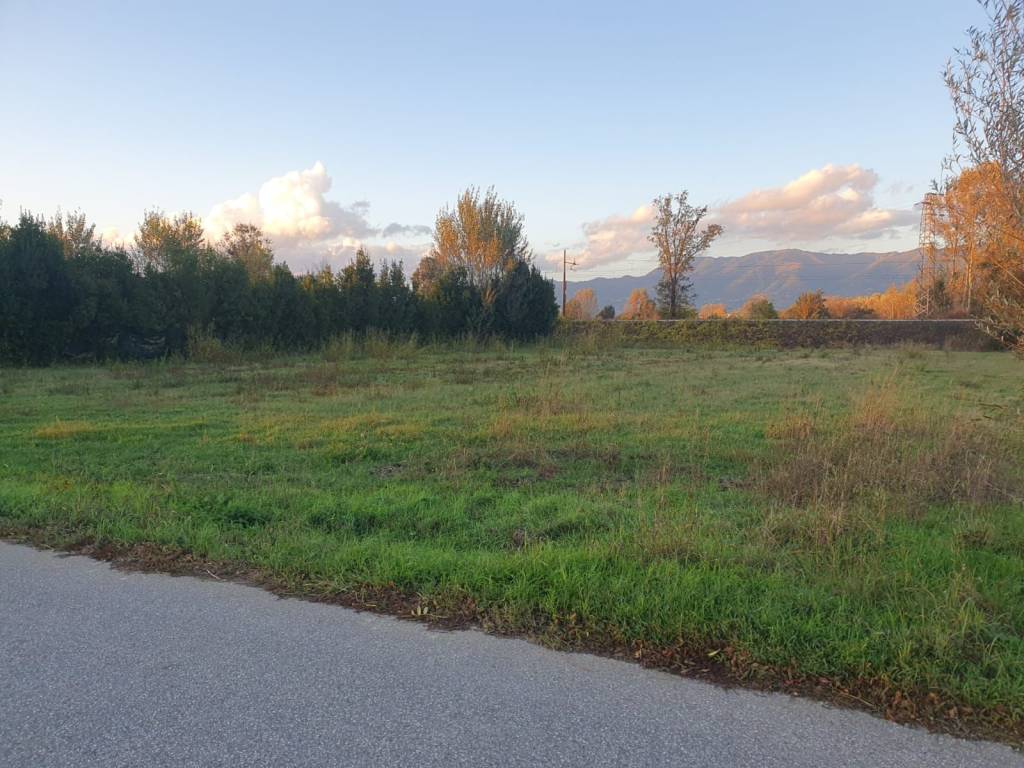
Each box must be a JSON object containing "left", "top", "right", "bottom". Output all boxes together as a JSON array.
[{"left": 562, "top": 249, "right": 577, "bottom": 317}]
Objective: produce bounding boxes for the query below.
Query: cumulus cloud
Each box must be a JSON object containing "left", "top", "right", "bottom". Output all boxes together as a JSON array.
[
  {"left": 98, "top": 226, "right": 133, "bottom": 249},
  {"left": 544, "top": 204, "right": 655, "bottom": 269},
  {"left": 300, "top": 239, "right": 429, "bottom": 275},
  {"left": 205, "top": 161, "right": 377, "bottom": 245},
  {"left": 714, "top": 164, "right": 917, "bottom": 241},
  {"left": 201, "top": 162, "right": 431, "bottom": 273},
  {"left": 551, "top": 164, "right": 917, "bottom": 271}
]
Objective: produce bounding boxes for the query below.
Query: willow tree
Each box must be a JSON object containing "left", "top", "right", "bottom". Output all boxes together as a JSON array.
[
  {"left": 648, "top": 191, "right": 722, "bottom": 318},
  {"left": 429, "top": 186, "right": 530, "bottom": 303}
]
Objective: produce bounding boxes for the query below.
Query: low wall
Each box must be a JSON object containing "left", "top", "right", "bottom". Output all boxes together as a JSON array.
[{"left": 557, "top": 319, "right": 999, "bottom": 350}]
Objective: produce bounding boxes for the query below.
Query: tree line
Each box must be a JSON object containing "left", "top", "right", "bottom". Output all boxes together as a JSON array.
[
  {"left": 566, "top": 284, "right": 920, "bottom": 323},
  {"left": 0, "top": 187, "right": 558, "bottom": 364}
]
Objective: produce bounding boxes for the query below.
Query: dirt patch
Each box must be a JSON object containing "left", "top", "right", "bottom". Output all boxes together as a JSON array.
[{"left": 2, "top": 526, "right": 1021, "bottom": 749}]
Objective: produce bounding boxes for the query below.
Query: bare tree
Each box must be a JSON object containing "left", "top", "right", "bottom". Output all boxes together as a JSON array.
[{"left": 648, "top": 192, "right": 722, "bottom": 318}]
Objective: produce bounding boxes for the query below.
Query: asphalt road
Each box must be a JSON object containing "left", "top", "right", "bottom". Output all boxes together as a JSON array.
[{"left": 1, "top": 542, "right": 1020, "bottom": 768}]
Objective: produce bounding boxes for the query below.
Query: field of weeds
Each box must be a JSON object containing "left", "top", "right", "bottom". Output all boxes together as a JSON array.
[{"left": 1, "top": 343, "right": 1022, "bottom": 740}]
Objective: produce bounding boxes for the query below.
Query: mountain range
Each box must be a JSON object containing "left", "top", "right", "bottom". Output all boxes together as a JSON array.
[{"left": 566, "top": 248, "right": 921, "bottom": 312}]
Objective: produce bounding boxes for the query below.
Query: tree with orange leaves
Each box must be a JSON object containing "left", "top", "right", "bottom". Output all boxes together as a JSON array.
[{"left": 619, "top": 288, "right": 659, "bottom": 320}]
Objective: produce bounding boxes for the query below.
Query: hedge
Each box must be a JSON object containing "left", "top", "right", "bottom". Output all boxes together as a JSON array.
[{"left": 557, "top": 319, "right": 999, "bottom": 350}]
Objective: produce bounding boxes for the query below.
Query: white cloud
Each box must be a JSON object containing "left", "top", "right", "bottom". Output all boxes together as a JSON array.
[
  {"left": 544, "top": 204, "right": 655, "bottom": 269},
  {"left": 714, "top": 164, "right": 917, "bottom": 241},
  {"left": 206, "top": 161, "right": 377, "bottom": 245},
  {"left": 98, "top": 225, "right": 132, "bottom": 249},
  {"left": 551, "top": 164, "right": 918, "bottom": 271},
  {"left": 202, "top": 162, "right": 431, "bottom": 273},
  {"left": 293, "top": 239, "right": 429, "bottom": 276}
]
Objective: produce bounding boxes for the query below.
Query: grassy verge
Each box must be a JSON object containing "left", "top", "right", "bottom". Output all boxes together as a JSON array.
[{"left": 1, "top": 344, "right": 1022, "bottom": 742}]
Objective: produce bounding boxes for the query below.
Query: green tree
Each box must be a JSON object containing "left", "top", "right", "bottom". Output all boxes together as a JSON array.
[
  {"left": 303, "top": 265, "right": 345, "bottom": 340},
  {"left": 487, "top": 262, "right": 559, "bottom": 339},
  {"left": 418, "top": 266, "right": 481, "bottom": 337},
  {"left": 339, "top": 248, "right": 380, "bottom": 332},
  {"left": 0, "top": 214, "right": 74, "bottom": 363},
  {"left": 377, "top": 260, "right": 417, "bottom": 334},
  {"left": 65, "top": 246, "right": 142, "bottom": 359},
  {"left": 649, "top": 191, "right": 722, "bottom": 318}
]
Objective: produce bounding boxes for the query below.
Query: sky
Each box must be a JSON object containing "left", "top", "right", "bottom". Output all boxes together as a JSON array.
[{"left": 0, "top": 0, "right": 990, "bottom": 280}]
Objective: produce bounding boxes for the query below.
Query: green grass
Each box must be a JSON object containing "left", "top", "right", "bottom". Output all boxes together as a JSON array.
[{"left": 2, "top": 343, "right": 1023, "bottom": 730}]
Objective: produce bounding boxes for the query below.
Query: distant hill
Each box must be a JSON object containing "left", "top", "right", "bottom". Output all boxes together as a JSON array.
[{"left": 566, "top": 248, "right": 921, "bottom": 312}]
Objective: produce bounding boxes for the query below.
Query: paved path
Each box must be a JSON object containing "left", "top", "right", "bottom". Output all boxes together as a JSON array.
[{"left": 1, "top": 542, "right": 1020, "bottom": 768}]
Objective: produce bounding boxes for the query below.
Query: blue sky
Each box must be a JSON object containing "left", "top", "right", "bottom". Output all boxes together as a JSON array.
[{"left": 0, "top": 0, "right": 987, "bottom": 278}]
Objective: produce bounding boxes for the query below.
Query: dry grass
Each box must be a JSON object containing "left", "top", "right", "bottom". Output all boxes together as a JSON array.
[
  {"left": 4, "top": 346, "right": 1023, "bottom": 740},
  {"left": 32, "top": 419, "right": 98, "bottom": 440},
  {"left": 756, "top": 375, "right": 1020, "bottom": 549}
]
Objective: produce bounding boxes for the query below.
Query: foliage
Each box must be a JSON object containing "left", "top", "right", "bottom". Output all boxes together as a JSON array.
[
  {"left": 47, "top": 209, "right": 97, "bottom": 259},
  {"left": 429, "top": 186, "right": 530, "bottom": 299},
  {"left": 564, "top": 288, "right": 598, "bottom": 320},
  {"left": 486, "top": 262, "right": 559, "bottom": 340},
  {"left": 557, "top": 318, "right": 996, "bottom": 350},
  {"left": 133, "top": 209, "right": 206, "bottom": 273},
  {"left": 697, "top": 303, "right": 728, "bottom": 319},
  {"left": 824, "top": 296, "right": 878, "bottom": 319},
  {"left": 415, "top": 187, "right": 557, "bottom": 340},
  {"left": 940, "top": 0, "right": 1024, "bottom": 351},
  {"left": 648, "top": 191, "right": 722, "bottom": 319},
  {"left": 619, "top": 288, "right": 659, "bottom": 320},
  {"left": 0, "top": 214, "right": 75, "bottom": 364},
  {"left": 597, "top": 305, "right": 616, "bottom": 320},
  {"left": 220, "top": 223, "right": 274, "bottom": 283},
  {"left": 0, "top": 202, "right": 557, "bottom": 364},
  {"left": 782, "top": 290, "right": 830, "bottom": 319},
  {"left": 736, "top": 295, "right": 778, "bottom": 319},
  {"left": 825, "top": 283, "right": 919, "bottom": 320}
]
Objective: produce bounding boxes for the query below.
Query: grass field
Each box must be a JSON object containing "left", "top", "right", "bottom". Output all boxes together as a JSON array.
[{"left": 2, "top": 342, "right": 1023, "bottom": 737}]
